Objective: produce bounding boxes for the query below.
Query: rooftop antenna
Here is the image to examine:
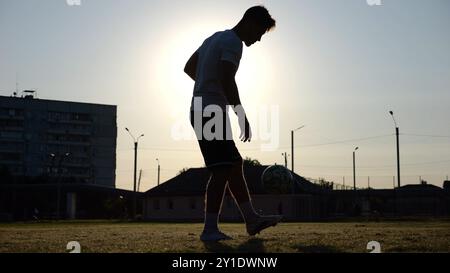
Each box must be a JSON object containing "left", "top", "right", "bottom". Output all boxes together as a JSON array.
[{"left": 14, "top": 72, "right": 19, "bottom": 97}]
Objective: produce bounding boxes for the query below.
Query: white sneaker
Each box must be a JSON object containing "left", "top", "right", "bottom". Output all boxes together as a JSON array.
[
  {"left": 200, "top": 230, "right": 233, "bottom": 242},
  {"left": 246, "top": 215, "right": 283, "bottom": 236}
]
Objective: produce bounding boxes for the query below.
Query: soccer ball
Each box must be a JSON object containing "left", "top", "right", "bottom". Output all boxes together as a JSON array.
[{"left": 261, "top": 165, "right": 294, "bottom": 194}]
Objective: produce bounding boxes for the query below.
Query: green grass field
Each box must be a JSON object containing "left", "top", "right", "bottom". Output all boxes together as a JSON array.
[{"left": 1, "top": 220, "right": 449, "bottom": 253}]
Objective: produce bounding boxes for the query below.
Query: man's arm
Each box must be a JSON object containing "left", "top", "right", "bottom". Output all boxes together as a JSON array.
[
  {"left": 184, "top": 51, "right": 199, "bottom": 81},
  {"left": 220, "top": 60, "right": 252, "bottom": 142},
  {"left": 220, "top": 60, "right": 241, "bottom": 106}
]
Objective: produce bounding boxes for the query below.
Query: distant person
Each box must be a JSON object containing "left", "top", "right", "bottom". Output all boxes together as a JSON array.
[
  {"left": 33, "top": 208, "right": 39, "bottom": 221},
  {"left": 184, "top": 6, "right": 282, "bottom": 241}
]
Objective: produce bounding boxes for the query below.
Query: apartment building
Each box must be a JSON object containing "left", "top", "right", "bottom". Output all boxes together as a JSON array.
[{"left": 0, "top": 92, "right": 117, "bottom": 187}]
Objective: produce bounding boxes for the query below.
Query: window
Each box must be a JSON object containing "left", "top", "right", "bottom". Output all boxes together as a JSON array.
[
  {"left": 168, "top": 199, "right": 174, "bottom": 210},
  {"left": 0, "top": 131, "right": 22, "bottom": 139},
  {"left": 153, "top": 199, "right": 160, "bottom": 210},
  {"left": 0, "top": 152, "right": 22, "bottom": 161}
]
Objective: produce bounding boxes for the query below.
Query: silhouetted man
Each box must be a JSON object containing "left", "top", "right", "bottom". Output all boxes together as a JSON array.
[{"left": 184, "top": 6, "right": 282, "bottom": 241}]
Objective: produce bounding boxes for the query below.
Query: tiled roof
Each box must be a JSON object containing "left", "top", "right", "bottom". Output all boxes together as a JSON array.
[{"left": 144, "top": 165, "right": 324, "bottom": 197}]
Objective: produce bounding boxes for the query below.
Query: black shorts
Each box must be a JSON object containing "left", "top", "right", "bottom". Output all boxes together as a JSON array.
[{"left": 190, "top": 110, "right": 242, "bottom": 169}]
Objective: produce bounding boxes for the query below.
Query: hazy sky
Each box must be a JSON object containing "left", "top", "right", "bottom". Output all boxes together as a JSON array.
[{"left": 1, "top": 0, "right": 449, "bottom": 190}]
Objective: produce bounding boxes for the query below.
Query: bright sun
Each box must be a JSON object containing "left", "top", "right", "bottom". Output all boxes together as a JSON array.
[{"left": 153, "top": 24, "right": 275, "bottom": 120}]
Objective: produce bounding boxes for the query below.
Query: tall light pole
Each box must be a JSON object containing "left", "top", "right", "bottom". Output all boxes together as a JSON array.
[
  {"left": 353, "top": 147, "right": 359, "bottom": 191},
  {"left": 56, "top": 152, "right": 70, "bottom": 220},
  {"left": 125, "top": 128, "right": 144, "bottom": 219},
  {"left": 389, "top": 111, "right": 401, "bottom": 188},
  {"left": 291, "top": 125, "right": 305, "bottom": 174},
  {"left": 156, "top": 158, "right": 160, "bottom": 186}
]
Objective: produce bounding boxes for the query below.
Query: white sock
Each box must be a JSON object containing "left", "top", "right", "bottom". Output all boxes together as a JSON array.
[
  {"left": 203, "top": 212, "right": 219, "bottom": 232},
  {"left": 239, "top": 201, "right": 259, "bottom": 222}
]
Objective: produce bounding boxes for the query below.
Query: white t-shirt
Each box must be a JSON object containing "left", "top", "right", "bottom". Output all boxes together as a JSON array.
[{"left": 190, "top": 29, "right": 243, "bottom": 112}]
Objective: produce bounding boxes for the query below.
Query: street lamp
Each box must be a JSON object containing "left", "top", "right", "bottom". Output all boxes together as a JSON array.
[
  {"left": 49, "top": 153, "right": 56, "bottom": 174},
  {"left": 156, "top": 158, "right": 160, "bottom": 186},
  {"left": 389, "top": 111, "right": 401, "bottom": 188},
  {"left": 291, "top": 125, "right": 305, "bottom": 174},
  {"left": 125, "top": 128, "right": 144, "bottom": 219},
  {"left": 353, "top": 147, "right": 359, "bottom": 191},
  {"left": 56, "top": 152, "right": 70, "bottom": 220}
]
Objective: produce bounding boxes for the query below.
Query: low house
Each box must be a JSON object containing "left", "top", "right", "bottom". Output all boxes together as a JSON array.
[
  {"left": 319, "top": 182, "right": 449, "bottom": 218},
  {"left": 143, "top": 165, "right": 326, "bottom": 221},
  {"left": 143, "top": 166, "right": 450, "bottom": 221},
  {"left": 0, "top": 183, "right": 141, "bottom": 221}
]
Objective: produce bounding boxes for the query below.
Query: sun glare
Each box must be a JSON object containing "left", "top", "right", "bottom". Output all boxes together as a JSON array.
[
  {"left": 236, "top": 45, "right": 275, "bottom": 106},
  {"left": 152, "top": 24, "right": 276, "bottom": 122}
]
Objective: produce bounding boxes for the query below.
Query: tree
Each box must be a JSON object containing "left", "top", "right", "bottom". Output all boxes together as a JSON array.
[
  {"left": 177, "top": 167, "right": 189, "bottom": 175},
  {"left": 243, "top": 157, "right": 262, "bottom": 167},
  {"left": 318, "top": 178, "right": 334, "bottom": 190}
]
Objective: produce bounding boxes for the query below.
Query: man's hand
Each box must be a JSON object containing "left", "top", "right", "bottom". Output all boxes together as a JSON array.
[{"left": 239, "top": 116, "right": 252, "bottom": 142}]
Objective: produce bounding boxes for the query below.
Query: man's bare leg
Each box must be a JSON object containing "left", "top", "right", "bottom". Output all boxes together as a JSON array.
[
  {"left": 205, "top": 165, "right": 230, "bottom": 214},
  {"left": 227, "top": 159, "right": 258, "bottom": 220},
  {"left": 200, "top": 165, "right": 233, "bottom": 241},
  {"left": 227, "top": 159, "right": 283, "bottom": 235}
]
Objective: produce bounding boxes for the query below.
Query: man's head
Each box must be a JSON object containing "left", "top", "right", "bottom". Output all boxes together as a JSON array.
[{"left": 236, "top": 6, "right": 276, "bottom": 47}]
